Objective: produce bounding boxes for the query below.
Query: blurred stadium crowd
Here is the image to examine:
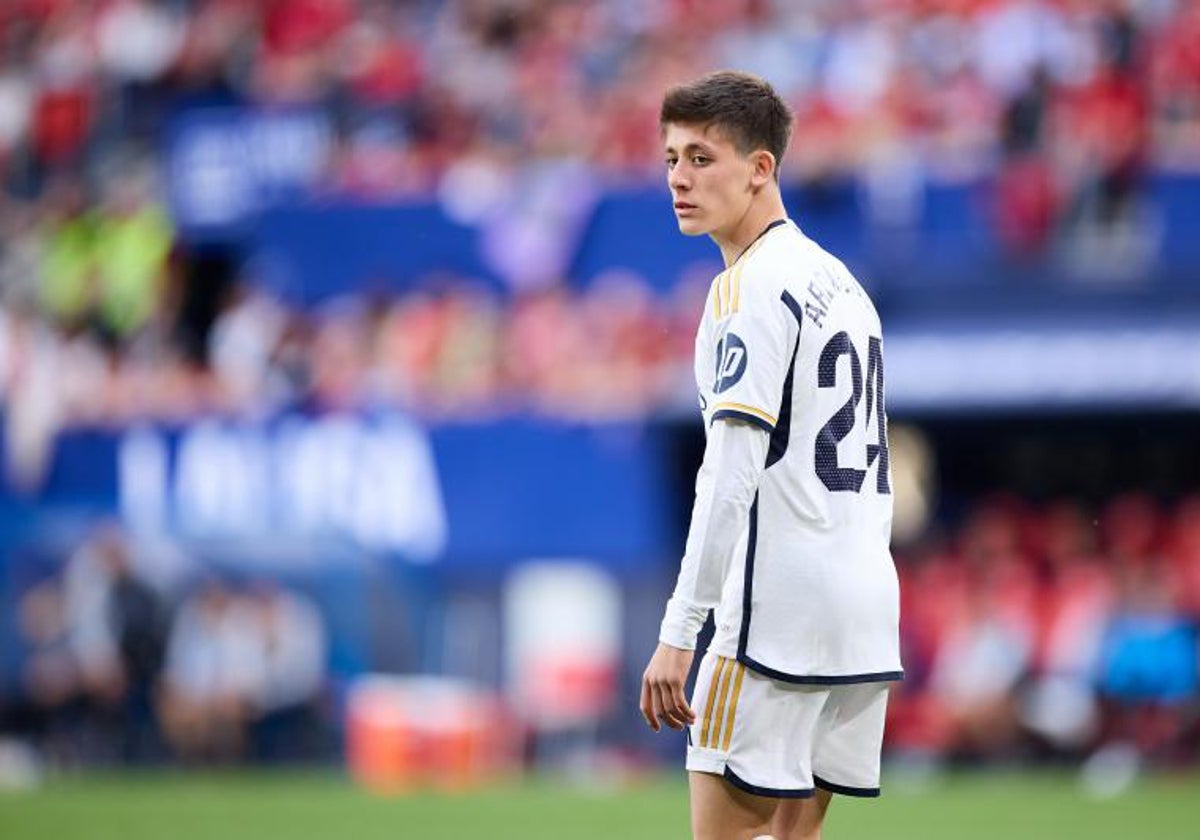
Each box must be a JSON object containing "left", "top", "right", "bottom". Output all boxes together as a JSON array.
[
  {"left": 0, "top": 0, "right": 1197, "bottom": 780},
  {"left": 2, "top": 0, "right": 1199, "bottom": 188},
  {"left": 0, "top": 0, "right": 1199, "bottom": 434},
  {"left": 891, "top": 493, "right": 1200, "bottom": 768}
]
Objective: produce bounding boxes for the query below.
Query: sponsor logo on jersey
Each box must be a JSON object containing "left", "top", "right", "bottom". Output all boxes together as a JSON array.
[{"left": 714, "top": 333, "right": 748, "bottom": 393}]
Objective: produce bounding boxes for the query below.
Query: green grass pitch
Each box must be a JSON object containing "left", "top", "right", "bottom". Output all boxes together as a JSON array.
[{"left": 1, "top": 770, "right": 1198, "bottom": 839}]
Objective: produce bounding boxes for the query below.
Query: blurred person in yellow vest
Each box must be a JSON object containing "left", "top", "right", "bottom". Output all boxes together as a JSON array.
[
  {"left": 39, "top": 178, "right": 97, "bottom": 333},
  {"left": 39, "top": 166, "right": 174, "bottom": 344}
]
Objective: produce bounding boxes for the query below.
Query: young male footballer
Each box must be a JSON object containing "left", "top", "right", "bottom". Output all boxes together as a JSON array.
[{"left": 639, "top": 71, "right": 902, "bottom": 840}]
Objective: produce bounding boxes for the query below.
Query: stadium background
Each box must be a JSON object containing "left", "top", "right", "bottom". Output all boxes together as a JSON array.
[{"left": 1, "top": 0, "right": 1199, "bottom": 836}]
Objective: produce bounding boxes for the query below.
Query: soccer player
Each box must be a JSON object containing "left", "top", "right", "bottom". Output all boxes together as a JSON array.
[{"left": 639, "top": 71, "right": 902, "bottom": 840}]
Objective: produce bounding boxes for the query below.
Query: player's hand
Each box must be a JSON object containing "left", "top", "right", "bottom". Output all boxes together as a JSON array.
[{"left": 640, "top": 642, "right": 696, "bottom": 732}]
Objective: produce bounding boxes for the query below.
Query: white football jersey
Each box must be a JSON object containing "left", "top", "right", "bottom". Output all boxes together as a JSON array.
[{"left": 697, "top": 219, "right": 902, "bottom": 682}]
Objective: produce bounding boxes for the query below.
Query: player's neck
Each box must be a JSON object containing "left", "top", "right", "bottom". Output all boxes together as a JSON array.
[{"left": 713, "top": 191, "right": 788, "bottom": 268}]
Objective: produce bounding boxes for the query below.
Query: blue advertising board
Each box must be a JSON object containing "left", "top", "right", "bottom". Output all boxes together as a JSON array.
[{"left": 18, "top": 414, "right": 679, "bottom": 573}]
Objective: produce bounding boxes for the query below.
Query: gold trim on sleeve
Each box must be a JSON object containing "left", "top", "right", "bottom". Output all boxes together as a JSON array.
[{"left": 710, "top": 402, "right": 777, "bottom": 426}]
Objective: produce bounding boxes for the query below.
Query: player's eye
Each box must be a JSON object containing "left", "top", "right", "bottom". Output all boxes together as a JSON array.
[
  {"left": 666, "top": 157, "right": 678, "bottom": 169},
  {"left": 692, "top": 154, "right": 710, "bottom": 166}
]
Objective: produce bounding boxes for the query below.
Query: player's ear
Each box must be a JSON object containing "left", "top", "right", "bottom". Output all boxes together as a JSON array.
[{"left": 750, "top": 149, "right": 776, "bottom": 187}]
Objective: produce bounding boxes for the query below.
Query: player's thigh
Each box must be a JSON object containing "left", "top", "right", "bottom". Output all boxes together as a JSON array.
[
  {"left": 689, "top": 769, "right": 777, "bottom": 840},
  {"left": 811, "top": 682, "right": 891, "bottom": 795}
]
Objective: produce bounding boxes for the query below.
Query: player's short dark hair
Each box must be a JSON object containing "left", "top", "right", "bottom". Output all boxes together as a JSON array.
[{"left": 660, "top": 70, "right": 793, "bottom": 179}]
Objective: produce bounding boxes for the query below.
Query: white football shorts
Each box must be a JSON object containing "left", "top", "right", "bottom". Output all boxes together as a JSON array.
[{"left": 685, "top": 652, "right": 891, "bottom": 798}]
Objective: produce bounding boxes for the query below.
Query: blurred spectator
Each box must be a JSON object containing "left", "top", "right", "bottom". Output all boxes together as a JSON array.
[
  {"left": 12, "top": 567, "right": 81, "bottom": 765},
  {"left": 248, "top": 583, "right": 329, "bottom": 763},
  {"left": 927, "top": 563, "right": 1035, "bottom": 762},
  {"left": 1057, "top": 6, "right": 1151, "bottom": 258},
  {"left": 995, "top": 67, "right": 1059, "bottom": 256},
  {"left": 158, "top": 579, "right": 265, "bottom": 763},
  {"left": 157, "top": 577, "right": 328, "bottom": 764},
  {"left": 306, "top": 299, "right": 373, "bottom": 412},
  {"left": 87, "top": 164, "right": 175, "bottom": 342},
  {"left": 1097, "top": 561, "right": 1199, "bottom": 763},
  {"left": 207, "top": 281, "right": 292, "bottom": 414},
  {"left": 1150, "top": 1, "right": 1200, "bottom": 168},
  {"left": 1165, "top": 495, "right": 1200, "bottom": 617},
  {"left": 37, "top": 163, "right": 173, "bottom": 345},
  {"left": 10, "top": 523, "right": 167, "bottom": 765},
  {"left": 37, "top": 178, "right": 98, "bottom": 335},
  {"left": 69, "top": 524, "right": 169, "bottom": 762},
  {"left": 27, "top": 3, "right": 95, "bottom": 176},
  {"left": 1020, "top": 502, "right": 1111, "bottom": 757}
]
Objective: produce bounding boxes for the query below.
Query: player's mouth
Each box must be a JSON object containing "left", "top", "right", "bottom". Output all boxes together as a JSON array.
[{"left": 674, "top": 201, "right": 698, "bottom": 216}]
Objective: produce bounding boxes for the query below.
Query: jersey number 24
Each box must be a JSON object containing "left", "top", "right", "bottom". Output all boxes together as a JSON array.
[{"left": 815, "top": 332, "right": 890, "bottom": 494}]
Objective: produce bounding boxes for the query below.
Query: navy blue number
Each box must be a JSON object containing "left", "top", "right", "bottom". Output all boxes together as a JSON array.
[
  {"left": 815, "top": 332, "right": 889, "bottom": 494},
  {"left": 864, "top": 336, "right": 891, "bottom": 494},
  {"left": 815, "top": 332, "right": 865, "bottom": 492}
]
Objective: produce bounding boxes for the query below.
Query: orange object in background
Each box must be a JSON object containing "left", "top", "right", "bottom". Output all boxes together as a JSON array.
[{"left": 346, "top": 676, "right": 519, "bottom": 794}]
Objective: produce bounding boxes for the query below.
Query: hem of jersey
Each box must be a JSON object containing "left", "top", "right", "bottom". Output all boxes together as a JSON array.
[
  {"left": 813, "top": 774, "right": 881, "bottom": 798},
  {"left": 711, "top": 408, "right": 774, "bottom": 433},
  {"left": 722, "top": 767, "right": 814, "bottom": 799},
  {"left": 738, "top": 653, "right": 904, "bottom": 686}
]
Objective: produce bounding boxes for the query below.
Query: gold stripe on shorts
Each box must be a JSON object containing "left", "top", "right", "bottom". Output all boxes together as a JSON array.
[
  {"left": 720, "top": 662, "right": 747, "bottom": 751},
  {"left": 710, "top": 657, "right": 736, "bottom": 749},
  {"left": 700, "top": 657, "right": 727, "bottom": 748}
]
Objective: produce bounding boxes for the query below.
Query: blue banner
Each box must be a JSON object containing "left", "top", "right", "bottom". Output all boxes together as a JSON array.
[
  {"left": 19, "top": 415, "right": 679, "bottom": 572},
  {"left": 166, "top": 108, "right": 333, "bottom": 239}
]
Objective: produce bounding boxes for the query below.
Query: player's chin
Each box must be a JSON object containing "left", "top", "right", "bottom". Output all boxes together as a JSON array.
[{"left": 675, "top": 216, "right": 710, "bottom": 236}]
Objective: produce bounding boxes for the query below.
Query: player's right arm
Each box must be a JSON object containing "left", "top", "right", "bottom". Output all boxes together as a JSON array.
[
  {"left": 640, "top": 417, "right": 769, "bottom": 732},
  {"left": 641, "top": 249, "right": 794, "bottom": 732},
  {"left": 659, "top": 417, "right": 770, "bottom": 648}
]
